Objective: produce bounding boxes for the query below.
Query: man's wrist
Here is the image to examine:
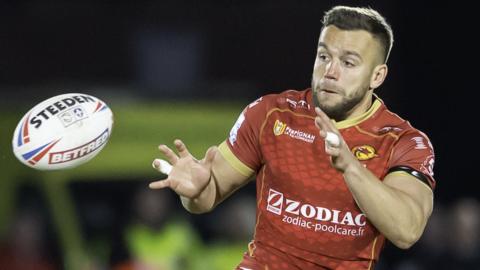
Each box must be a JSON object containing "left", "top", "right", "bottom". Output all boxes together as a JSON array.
[
  {"left": 181, "top": 175, "right": 216, "bottom": 213},
  {"left": 342, "top": 159, "right": 364, "bottom": 179}
]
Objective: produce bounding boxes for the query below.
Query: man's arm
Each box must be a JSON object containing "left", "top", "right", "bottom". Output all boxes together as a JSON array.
[
  {"left": 343, "top": 163, "right": 433, "bottom": 249},
  {"left": 314, "top": 107, "right": 433, "bottom": 249},
  {"left": 150, "top": 139, "right": 252, "bottom": 214}
]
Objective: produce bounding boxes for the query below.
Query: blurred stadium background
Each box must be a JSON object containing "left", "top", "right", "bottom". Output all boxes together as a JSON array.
[{"left": 0, "top": 1, "right": 478, "bottom": 269}]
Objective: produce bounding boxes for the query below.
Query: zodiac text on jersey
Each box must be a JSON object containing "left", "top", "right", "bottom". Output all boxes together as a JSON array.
[{"left": 267, "top": 188, "right": 366, "bottom": 237}]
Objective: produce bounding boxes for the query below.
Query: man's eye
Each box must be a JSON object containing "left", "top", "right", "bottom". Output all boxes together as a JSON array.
[
  {"left": 318, "top": 54, "right": 329, "bottom": 61},
  {"left": 344, "top": 60, "right": 355, "bottom": 67}
]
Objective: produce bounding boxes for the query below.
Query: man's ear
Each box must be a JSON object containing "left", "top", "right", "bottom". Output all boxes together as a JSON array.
[{"left": 370, "top": 64, "right": 388, "bottom": 89}]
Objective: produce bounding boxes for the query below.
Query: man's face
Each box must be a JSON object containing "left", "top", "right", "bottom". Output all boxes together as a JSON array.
[{"left": 312, "top": 25, "right": 383, "bottom": 120}]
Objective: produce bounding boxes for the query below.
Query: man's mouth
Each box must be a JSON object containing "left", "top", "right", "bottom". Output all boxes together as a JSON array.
[{"left": 321, "top": 89, "right": 338, "bottom": 94}]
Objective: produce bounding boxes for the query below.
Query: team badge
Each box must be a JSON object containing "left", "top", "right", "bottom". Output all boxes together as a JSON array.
[
  {"left": 352, "top": 145, "right": 378, "bottom": 161},
  {"left": 273, "top": 120, "right": 287, "bottom": 136}
]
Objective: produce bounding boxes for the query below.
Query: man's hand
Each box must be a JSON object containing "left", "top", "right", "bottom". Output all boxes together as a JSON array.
[
  {"left": 149, "top": 139, "right": 217, "bottom": 199},
  {"left": 314, "top": 107, "right": 358, "bottom": 172}
]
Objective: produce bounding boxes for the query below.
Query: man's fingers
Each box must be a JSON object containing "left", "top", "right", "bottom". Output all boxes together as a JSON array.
[
  {"left": 174, "top": 139, "right": 191, "bottom": 158},
  {"left": 315, "top": 106, "right": 331, "bottom": 121},
  {"left": 315, "top": 117, "right": 327, "bottom": 136},
  {"left": 149, "top": 179, "right": 171, "bottom": 189},
  {"left": 325, "top": 132, "right": 340, "bottom": 147},
  {"left": 315, "top": 107, "right": 337, "bottom": 131},
  {"left": 325, "top": 142, "right": 341, "bottom": 156},
  {"left": 315, "top": 107, "right": 343, "bottom": 149},
  {"left": 315, "top": 115, "right": 331, "bottom": 141},
  {"left": 152, "top": 159, "right": 173, "bottom": 175},
  {"left": 314, "top": 108, "right": 329, "bottom": 135},
  {"left": 158, "top": 144, "right": 179, "bottom": 165}
]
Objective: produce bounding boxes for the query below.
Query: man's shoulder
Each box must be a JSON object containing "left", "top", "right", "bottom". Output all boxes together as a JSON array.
[
  {"left": 372, "top": 102, "right": 430, "bottom": 140},
  {"left": 252, "top": 88, "right": 312, "bottom": 112}
]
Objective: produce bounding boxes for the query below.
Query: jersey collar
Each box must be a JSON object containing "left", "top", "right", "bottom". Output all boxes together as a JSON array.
[
  {"left": 334, "top": 95, "right": 383, "bottom": 129},
  {"left": 306, "top": 89, "right": 384, "bottom": 129}
]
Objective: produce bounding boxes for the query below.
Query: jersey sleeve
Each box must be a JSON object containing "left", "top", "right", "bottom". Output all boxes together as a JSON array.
[
  {"left": 218, "top": 96, "right": 267, "bottom": 176},
  {"left": 386, "top": 130, "right": 436, "bottom": 189}
]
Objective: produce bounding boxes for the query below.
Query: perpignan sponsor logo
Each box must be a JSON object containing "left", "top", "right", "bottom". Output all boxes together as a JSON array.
[{"left": 273, "top": 120, "right": 315, "bottom": 143}]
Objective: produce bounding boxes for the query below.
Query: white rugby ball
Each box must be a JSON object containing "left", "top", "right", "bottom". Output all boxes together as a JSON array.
[{"left": 12, "top": 93, "right": 114, "bottom": 170}]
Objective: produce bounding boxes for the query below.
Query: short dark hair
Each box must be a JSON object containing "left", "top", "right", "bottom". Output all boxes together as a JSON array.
[{"left": 322, "top": 6, "right": 393, "bottom": 63}]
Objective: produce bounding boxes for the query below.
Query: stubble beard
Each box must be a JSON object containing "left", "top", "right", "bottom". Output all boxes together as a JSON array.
[{"left": 312, "top": 80, "right": 370, "bottom": 121}]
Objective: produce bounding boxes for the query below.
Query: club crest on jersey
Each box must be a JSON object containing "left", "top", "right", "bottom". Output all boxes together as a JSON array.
[
  {"left": 352, "top": 145, "right": 378, "bottom": 161},
  {"left": 273, "top": 120, "right": 287, "bottom": 136}
]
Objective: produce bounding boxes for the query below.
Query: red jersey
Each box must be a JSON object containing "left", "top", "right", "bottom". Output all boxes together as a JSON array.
[{"left": 218, "top": 89, "right": 435, "bottom": 270}]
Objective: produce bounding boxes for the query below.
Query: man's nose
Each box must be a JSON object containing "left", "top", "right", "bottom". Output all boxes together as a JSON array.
[{"left": 324, "top": 60, "right": 339, "bottom": 80}]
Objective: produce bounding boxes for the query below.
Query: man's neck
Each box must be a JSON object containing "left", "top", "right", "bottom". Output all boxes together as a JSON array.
[{"left": 343, "top": 92, "right": 374, "bottom": 121}]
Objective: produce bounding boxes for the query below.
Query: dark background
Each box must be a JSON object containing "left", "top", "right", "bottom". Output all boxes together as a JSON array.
[
  {"left": 1, "top": 0, "right": 476, "bottom": 201},
  {"left": 0, "top": 1, "right": 477, "bottom": 269}
]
